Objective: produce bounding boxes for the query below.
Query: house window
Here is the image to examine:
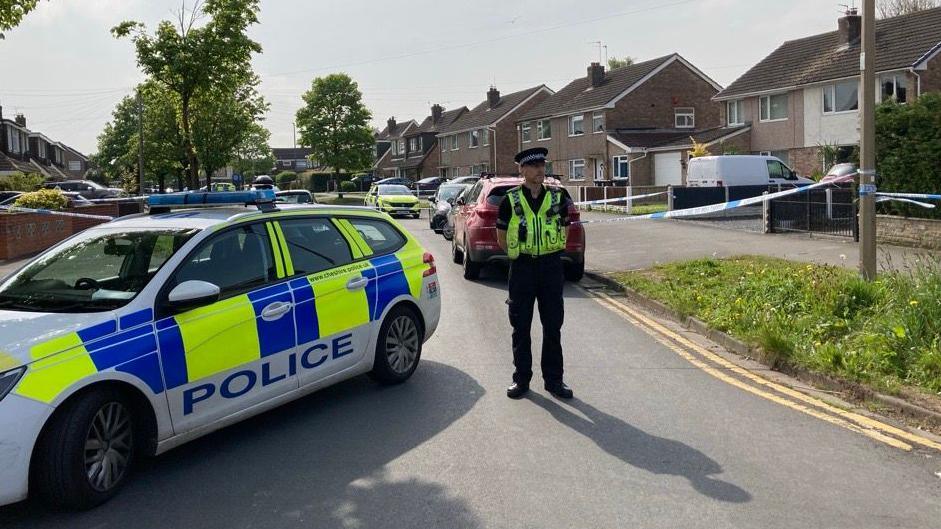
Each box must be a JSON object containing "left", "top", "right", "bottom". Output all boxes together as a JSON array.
[
  {"left": 823, "top": 80, "right": 859, "bottom": 114},
  {"left": 545, "top": 161, "right": 554, "bottom": 175},
  {"left": 727, "top": 100, "right": 745, "bottom": 126},
  {"left": 881, "top": 74, "right": 908, "bottom": 104},
  {"left": 451, "top": 135, "right": 458, "bottom": 151},
  {"left": 537, "top": 119, "right": 552, "bottom": 140},
  {"left": 441, "top": 137, "right": 448, "bottom": 153},
  {"left": 568, "top": 159, "right": 586, "bottom": 181},
  {"left": 68, "top": 160, "right": 82, "bottom": 171},
  {"left": 469, "top": 130, "right": 480, "bottom": 148},
  {"left": 675, "top": 108, "right": 695, "bottom": 128},
  {"left": 613, "top": 155, "right": 630, "bottom": 181},
  {"left": 408, "top": 137, "right": 421, "bottom": 153},
  {"left": 394, "top": 139, "right": 405, "bottom": 156},
  {"left": 569, "top": 114, "right": 584, "bottom": 136},
  {"left": 481, "top": 129, "right": 489, "bottom": 146},
  {"left": 592, "top": 112, "right": 605, "bottom": 133},
  {"left": 759, "top": 94, "right": 789, "bottom": 121},
  {"left": 521, "top": 122, "right": 532, "bottom": 143}
]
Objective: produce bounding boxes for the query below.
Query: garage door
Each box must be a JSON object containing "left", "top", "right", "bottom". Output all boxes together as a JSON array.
[{"left": 654, "top": 152, "right": 683, "bottom": 186}]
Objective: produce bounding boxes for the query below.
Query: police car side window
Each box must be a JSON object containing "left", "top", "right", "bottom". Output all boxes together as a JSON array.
[
  {"left": 346, "top": 218, "right": 406, "bottom": 256},
  {"left": 278, "top": 218, "right": 353, "bottom": 275},
  {"left": 171, "top": 224, "right": 275, "bottom": 299}
]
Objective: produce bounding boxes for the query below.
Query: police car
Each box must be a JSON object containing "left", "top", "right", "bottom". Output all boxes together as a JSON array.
[{"left": 0, "top": 190, "right": 441, "bottom": 509}]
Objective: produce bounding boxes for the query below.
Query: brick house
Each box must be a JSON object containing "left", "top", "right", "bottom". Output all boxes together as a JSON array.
[
  {"left": 0, "top": 106, "right": 88, "bottom": 179},
  {"left": 516, "top": 54, "right": 723, "bottom": 186},
  {"left": 714, "top": 7, "right": 941, "bottom": 177},
  {"left": 374, "top": 117, "right": 418, "bottom": 178},
  {"left": 272, "top": 147, "right": 313, "bottom": 172},
  {"left": 437, "top": 85, "right": 553, "bottom": 177},
  {"left": 385, "top": 104, "right": 468, "bottom": 179}
]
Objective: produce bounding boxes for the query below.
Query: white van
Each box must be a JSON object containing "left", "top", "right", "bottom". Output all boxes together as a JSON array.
[{"left": 686, "top": 155, "right": 814, "bottom": 187}]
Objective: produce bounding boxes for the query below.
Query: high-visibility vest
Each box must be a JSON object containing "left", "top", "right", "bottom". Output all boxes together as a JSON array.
[{"left": 505, "top": 186, "right": 567, "bottom": 259}]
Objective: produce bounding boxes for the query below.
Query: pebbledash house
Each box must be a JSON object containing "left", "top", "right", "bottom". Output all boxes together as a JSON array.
[{"left": 713, "top": 7, "right": 941, "bottom": 177}]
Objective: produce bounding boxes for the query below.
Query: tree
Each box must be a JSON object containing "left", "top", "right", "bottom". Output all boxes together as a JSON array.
[
  {"left": 93, "top": 82, "right": 186, "bottom": 192},
  {"left": 112, "top": 0, "right": 262, "bottom": 189},
  {"left": 231, "top": 122, "right": 274, "bottom": 181},
  {"left": 875, "top": 93, "right": 941, "bottom": 219},
  {"left": 295, "top": 74, "right": 374, "bottom": 197},
  {"left": 0, "top": 0, "right": 42, "bottom": 39},
  {"left": 191, "top": 78, "right": 267, "bottom": 188},
  {"left": 607, "top": 56, "right": 634, "bottom": 70},
  {"left": 878, "top": 0, "right": 939, "bottom": 17}
]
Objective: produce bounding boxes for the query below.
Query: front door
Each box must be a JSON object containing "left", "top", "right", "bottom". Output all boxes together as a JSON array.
[
  {"left": 157, "top": 223, "right": 299, "bottom": 434},
  {"left": 274, "top": 217, "right": 377, "bottom": 386}
]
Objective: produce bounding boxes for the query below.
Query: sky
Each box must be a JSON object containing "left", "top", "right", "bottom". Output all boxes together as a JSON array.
[{"left": 0, "top": 0, "right": 846, "bottom": 155}]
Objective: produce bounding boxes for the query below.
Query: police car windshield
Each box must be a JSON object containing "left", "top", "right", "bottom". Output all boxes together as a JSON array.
[
  {"left": 0, "top": 227, "right": 198, "bottom": 313},
  {"left": 378, "top": 185, "right": 411, "bottom": 195}
]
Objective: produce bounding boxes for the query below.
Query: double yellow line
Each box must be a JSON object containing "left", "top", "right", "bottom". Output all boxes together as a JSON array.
[{"left": 586, "top": 288, "right": 941, "bottom": 453}]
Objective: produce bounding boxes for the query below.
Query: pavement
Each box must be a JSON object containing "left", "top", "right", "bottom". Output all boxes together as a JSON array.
[
  {"left": 578, "top": 211, "right": 938, "bottom": 273},
  {"left": 3, "top": 217, "right": 941, "bottom": 528}
]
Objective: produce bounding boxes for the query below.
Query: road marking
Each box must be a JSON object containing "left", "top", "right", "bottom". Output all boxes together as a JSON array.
[{"left": 585, "top": 288, "right": 941, "bottom": 453}]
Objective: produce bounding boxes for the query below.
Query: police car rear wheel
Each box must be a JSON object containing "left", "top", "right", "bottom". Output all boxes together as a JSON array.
[
  {"left": 34, "top": 388, "right": 137, "bottom": 510},
  {"left": 370, "top": 306, "right": 423, "bottom": 384}
]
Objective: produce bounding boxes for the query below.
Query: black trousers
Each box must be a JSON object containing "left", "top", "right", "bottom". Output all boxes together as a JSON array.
[{"left": 507, "top": 252, "right": 564, "bottom": 386}]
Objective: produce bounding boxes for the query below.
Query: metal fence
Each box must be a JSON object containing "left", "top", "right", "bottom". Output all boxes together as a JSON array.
[
  {"left": 769, "top": 186, "right": 858, "bottom": 240},
  {"left": 566, "top": 185, "right": 669, "bottom": 213}
]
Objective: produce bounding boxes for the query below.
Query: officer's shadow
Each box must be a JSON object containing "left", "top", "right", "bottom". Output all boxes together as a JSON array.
[{"left": 528, "top": 393, "right": 751, "bottom": 504}]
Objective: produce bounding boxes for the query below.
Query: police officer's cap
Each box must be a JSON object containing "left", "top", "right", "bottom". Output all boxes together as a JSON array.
[{"left": 515, "top": 147, "right": 548, "bottom": 166}]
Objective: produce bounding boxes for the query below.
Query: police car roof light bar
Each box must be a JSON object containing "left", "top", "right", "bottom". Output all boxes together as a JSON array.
[{"left": 147, "top": 190, "right": 278, "bottom": 214}]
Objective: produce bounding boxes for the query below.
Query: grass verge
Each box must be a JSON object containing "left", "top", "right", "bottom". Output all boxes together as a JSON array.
[
  {"left": 610, "top": 256, "right": 941, "bottom": 399},
  {"left": 580, "top": 203, "right": 668, "bottom": 216}
]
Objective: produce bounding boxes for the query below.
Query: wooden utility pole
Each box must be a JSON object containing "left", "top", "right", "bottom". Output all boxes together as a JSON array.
[{"left": 859, "top": 0, "right": 878, "bottom": 280}]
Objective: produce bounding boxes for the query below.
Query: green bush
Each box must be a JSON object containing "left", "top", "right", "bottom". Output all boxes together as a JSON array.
[
  {"left": 276, "top": 171, "right": 298, "bottom": 187},
  {"left": 340, "top": 180, "right": 356, "bottom": 192},
  {"left": 0, "top": 172, "right": 44, "bottom": 192},
  {"left": 13, "top": 189, "right": 69, "bottom": 210},
  {"left": 875, "top": 93, "right": 941, "bottom": 219}
]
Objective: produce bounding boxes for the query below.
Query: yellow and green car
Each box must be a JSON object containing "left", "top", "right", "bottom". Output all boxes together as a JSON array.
[{"left": 365, "top": 184, "right": 421, "bottom": 218}]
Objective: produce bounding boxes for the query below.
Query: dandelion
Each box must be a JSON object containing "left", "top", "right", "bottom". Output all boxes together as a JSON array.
[{"left": 910, "top": 300, "right": 919, "bottom": 306}]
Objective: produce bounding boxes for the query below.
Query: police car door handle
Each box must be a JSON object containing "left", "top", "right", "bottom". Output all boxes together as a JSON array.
[
  {"left": 261, "top": 301, "right": 293, "bottom": 321},
  {"left": 346, "top": 276, "right": 369, "bottom": 291}
]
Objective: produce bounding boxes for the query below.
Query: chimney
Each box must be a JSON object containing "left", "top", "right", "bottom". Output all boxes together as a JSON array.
[
  {"left": 487, "top": 87, "right": 500, "bottom": 109},
  {"left": 838, "top": 8, "right": 861, "bottom": 46},
  {"left": 431, "top": 104, "right": 444, "bottom": 123},
  {"left": 387, "top": 117, "right": 397, "bottom": 134},
  {"left": 588, "top": 62, "right": 605, "bottom": 88},
  {"left": 14, "top": 113, "right": 26, "bottom": 128}
]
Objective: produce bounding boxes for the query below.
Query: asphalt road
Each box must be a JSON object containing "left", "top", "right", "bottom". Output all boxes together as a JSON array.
[{"left": 3, "top": 217, "right": 941, "bottom": 528}]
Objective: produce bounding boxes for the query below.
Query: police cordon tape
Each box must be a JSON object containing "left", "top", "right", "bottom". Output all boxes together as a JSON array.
[
  {"left": 876, "top": 192, "right": 941, "bottom": 201},
  {"left": 572, "top": 191, "right": 668, "bottom": 207},
  {"left": 574, "top": 176, "right": 855, "bottom": 226},
  {"left": 0, "top": 205, "right": 116, "bottom": 220}
]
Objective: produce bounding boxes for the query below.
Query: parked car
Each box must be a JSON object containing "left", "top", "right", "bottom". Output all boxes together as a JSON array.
[
  {"left": 276, "top": 190, "right": 316, "bottom": 204},
  {"left": 416, "top": 177, "right": 446, "bottom": 197},
  {"left": 442, "top": 188, "right": 468, "bottom": 241},
  {"left": 350, "top": 174, "right": 380, "bottom": 192},
  {"left": 42, "top": 180, "right": 126, "bottom": 199},
  {"left": 375, "top": 177, "right": 414, "bottom": 189},
  {"left": 0, "top": 192, "right": 23, "bottom": 206},
  {"left": 429, "top": 183, "right": 472, "bottom": 234},
  {"left": 364, "top": 184, "right": 421, "bottom": 218},
  {"left": 820, "top": 163, "right": 858, "bottom": 184},
  {"left": 450, "top": 176, "right": 585, "bottom": 281},
  {"left": 450, "top": 176, "right": 481, "bottom": 185},
  {"left": 686, "top": 156, "right": 814, "bottom": 187}
]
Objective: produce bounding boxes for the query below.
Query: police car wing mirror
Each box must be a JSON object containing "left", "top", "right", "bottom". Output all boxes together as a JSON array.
[{"left": 167, "top": 280, "right": 221, "bottom": 311}]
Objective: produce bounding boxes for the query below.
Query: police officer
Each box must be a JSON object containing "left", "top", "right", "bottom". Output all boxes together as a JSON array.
[{"left": 496, "top": 147, "right": 574, "bottom": 400}]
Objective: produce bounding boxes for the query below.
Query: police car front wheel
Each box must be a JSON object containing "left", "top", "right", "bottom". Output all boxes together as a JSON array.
[
  {"left": 33, "top": 388, "right": 139, "bottom": 510},
  {"left": 370, "top": 305, "right": 423, "bottom": 384}
]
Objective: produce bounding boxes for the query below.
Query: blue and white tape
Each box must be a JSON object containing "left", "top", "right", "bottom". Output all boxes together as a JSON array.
[
  {"left": 875, "top": 192, "right": 941, "bottom": 201},
  {"left": 573, "top": 191, "right": 668, "bottom": 207},
  {"left": 0, "top": 205, "right": 115, "bottom": 221},
  {"left": 575, "top": 177, "right": 851, "bottom": 226}
]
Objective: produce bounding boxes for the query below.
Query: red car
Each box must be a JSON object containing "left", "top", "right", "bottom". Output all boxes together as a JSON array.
[{"left": 450, "top": 176, "right": 585, "bottom": 281}]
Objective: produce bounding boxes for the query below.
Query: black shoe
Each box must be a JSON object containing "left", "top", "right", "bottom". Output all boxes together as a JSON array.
[
  {"left": 545, "top": 382, "right": 573, "bottom": 399},
  {"left": 507, "top": 382, "right": 530, "bottom": 399}
]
